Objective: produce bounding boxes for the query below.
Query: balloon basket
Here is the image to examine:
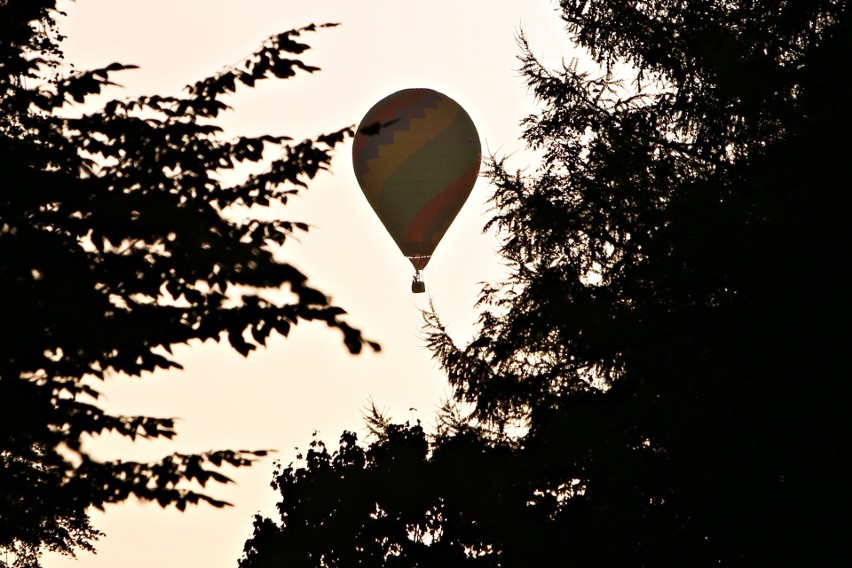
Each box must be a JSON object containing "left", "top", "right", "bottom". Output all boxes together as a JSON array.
[{"left": 411, "top": 273, "right": 426, "bottom": 294}]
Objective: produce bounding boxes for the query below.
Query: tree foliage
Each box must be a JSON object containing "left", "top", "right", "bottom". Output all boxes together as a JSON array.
[
  {"left": 0, "top": 1, "right": 375, "bottom": 564},
  {"left": 240, "top": 1, "right": 850, "bottom": 566},
  {"left": 240, "top": 419, "right": 525, "bottom": 568}
]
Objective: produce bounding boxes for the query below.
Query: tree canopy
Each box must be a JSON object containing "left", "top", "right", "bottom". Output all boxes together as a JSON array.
[
  {"left": 0, "top": 1, "right": 375, "bottom": 565},
  {"left": 240, "top": 1, "right": 850, "bottom": 566}
]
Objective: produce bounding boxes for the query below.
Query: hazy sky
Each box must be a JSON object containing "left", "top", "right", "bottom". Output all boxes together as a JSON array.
[{"left": 43, "top": 1, "right": 575, "bottom": 566}]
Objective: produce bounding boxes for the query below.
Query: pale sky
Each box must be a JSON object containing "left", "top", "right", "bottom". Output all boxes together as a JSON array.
[{"left": 44, "top": 1, "right": 574, "bottom": 566}]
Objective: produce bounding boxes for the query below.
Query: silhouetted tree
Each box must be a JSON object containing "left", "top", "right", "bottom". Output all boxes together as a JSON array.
[
  {"left": 240, "top": 414, "right": 528, "bottom": 568},
  {"left": 240, "top": 1, "right": 850, "bottom": 566},
  {"left": 0, "top": 1, "right": 376, "bottom": 565}
]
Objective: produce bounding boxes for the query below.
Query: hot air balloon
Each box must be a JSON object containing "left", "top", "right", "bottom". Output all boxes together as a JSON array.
[{"left": 352, "top": 88, "right": 480, "bottom": 293}]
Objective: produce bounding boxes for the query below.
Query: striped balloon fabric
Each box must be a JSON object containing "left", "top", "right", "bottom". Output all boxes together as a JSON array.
[{"left": 353, "top": 89, "right": 480, "bottom": 273}]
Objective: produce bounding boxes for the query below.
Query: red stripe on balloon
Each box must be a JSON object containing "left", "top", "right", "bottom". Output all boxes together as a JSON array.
[{"left": 406, "top": 162, "right": 480, "bottom": 245}]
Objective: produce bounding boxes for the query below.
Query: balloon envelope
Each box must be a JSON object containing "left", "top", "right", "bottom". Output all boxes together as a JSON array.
[{"left": 353, "top": 88, "right": 480, "bottom": 271}]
